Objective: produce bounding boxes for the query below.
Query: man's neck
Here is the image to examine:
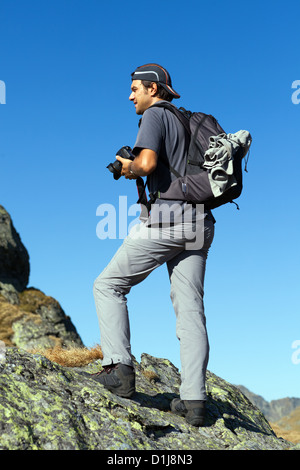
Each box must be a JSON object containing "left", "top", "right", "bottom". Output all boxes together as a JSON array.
[{"left": 147, "top": 97, "right": 163, "bottom": 110}]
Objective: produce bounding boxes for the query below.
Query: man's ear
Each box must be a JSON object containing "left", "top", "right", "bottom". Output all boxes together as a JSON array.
[{"left": 149, "top": 82, "right": 158, "bottom": 97}]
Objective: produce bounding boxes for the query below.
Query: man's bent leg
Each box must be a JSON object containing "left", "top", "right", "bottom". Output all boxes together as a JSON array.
[{"left": 93, "top": 222, "right": 183, "bottom": 368}]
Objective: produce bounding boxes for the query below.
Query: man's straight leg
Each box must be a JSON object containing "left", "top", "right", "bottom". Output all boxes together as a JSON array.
[{"left": 167, "top": 218, "right": 214, "bottom": 401}]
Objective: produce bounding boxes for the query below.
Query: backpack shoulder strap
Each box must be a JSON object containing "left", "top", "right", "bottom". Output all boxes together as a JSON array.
[
  {"left": 150, "top": 101, "right": 191, "bottom": 136},
  {"left": 149, "top": 102, "right": 191, "bottom": 179}
]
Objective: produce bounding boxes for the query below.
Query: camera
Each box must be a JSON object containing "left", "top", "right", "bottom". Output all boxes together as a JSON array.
[{"left": 107, "top": 146, "right": 135, "bottom": 180}]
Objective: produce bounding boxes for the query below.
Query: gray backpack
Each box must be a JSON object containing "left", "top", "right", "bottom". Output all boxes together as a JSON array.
[{"left": 148, "top": 102, "right": 252, "bottom": 210}]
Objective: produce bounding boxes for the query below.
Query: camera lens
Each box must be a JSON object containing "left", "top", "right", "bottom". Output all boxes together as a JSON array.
[{"left": 107, "top": 161, "right": 122, "bottom": 180}]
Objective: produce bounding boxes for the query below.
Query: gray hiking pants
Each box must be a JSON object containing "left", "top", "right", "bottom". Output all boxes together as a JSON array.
[{"left": 93, "top": 213, "right": 214, "bottom": 400}]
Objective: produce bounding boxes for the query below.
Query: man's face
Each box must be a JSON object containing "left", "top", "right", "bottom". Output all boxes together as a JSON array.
[{"left": 129, "top": 80, "right": 155, "bottom": 115}]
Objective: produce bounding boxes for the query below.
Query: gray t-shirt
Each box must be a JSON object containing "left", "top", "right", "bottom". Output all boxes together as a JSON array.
[{"left": 133, "top": 101, "right": 188, "bottom": 196}]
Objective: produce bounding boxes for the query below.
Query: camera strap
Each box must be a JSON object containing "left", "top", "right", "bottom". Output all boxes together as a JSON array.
[
  {"left": 135, "top": 177, "right": 160, "bottom": 218},
  {"left": 135, "top": 176, "right": 150, "bottom": 219}
]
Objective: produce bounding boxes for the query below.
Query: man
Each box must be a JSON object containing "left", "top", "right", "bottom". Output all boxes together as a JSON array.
[{"left": 91, "top": 64, "right": 215, "bottom": 427}]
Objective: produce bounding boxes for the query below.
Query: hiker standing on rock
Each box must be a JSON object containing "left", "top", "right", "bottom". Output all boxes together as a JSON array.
[{"left": 90, "top": 64, "right": 215, "bottom": 427}]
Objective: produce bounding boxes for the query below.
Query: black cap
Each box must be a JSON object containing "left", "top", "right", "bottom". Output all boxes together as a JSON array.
[{"left": 131, "top": 63, "right": 180, "bottom": 99}]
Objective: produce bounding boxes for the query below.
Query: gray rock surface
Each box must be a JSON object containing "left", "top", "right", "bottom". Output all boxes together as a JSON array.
[{"left": 0, "top": 348, "right": 297, "bottom": 450}]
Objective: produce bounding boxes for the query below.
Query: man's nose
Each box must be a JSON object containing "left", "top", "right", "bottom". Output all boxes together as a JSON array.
[{"left": 129, "top": 92, "right": 134, "bottom": 101}]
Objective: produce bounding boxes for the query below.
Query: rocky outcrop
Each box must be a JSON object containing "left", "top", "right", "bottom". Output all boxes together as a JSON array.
[
  {"left": 0, "top": 347, "right": 297, "bottom": 451},
  {"left": 0, "top": 286, "right": 84, "bottom": 350},
  {"left": 0, "top": 205, "right": 84, "bottom": 350},
  {"left": 0, "top": 205, "right": 30, "bottom": 292}
]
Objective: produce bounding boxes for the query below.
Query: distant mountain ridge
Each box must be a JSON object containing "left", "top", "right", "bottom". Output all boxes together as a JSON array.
[{"left": 237, "top": 385, "right": 300, "bottom": 422}]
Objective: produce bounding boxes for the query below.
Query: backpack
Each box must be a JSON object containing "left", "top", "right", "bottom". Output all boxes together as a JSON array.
[{"left": 144, "top": 101, "right": 252, "bottom": 211}]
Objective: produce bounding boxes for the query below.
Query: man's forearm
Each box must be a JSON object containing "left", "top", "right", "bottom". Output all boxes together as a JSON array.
[
  {"left": 131, "top": 148, "right": 157, "bottom": 175},
  {"left": 129, "top": 160, "right": 150, "bottom": 177}
]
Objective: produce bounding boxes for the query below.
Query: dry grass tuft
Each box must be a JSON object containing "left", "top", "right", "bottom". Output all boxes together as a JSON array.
[
  {"left": 29, "top": 344, "right": 103, "bottom": 367},
  {"left": 0, "top": 296, "right": 24, "bottom": 346},
  {"left": 142, "top": 370, "right": 160, "bottom": 383},
  {"left": 19, "top": 287, "right": 60, "bottom": 312}
]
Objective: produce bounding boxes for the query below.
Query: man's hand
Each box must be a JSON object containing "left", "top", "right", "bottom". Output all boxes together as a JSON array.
[
  {"left": 116, "top": 148, "right": 158, "bottom": 179},
  {"left": 116, "top": 156, "right": 138, "bottom": 179}
]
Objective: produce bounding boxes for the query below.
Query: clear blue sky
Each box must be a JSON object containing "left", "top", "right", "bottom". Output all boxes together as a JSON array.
[{"left": 1, "top": 0, "right": 299, "bottom": 402}]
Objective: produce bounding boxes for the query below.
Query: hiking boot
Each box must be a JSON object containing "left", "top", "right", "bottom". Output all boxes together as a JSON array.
[
  {"left": 170, "top": 398, "right": 206, "bottom": 427},
  {"left": 87, "top": 363, "right": 135, "bottom": 398}
]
